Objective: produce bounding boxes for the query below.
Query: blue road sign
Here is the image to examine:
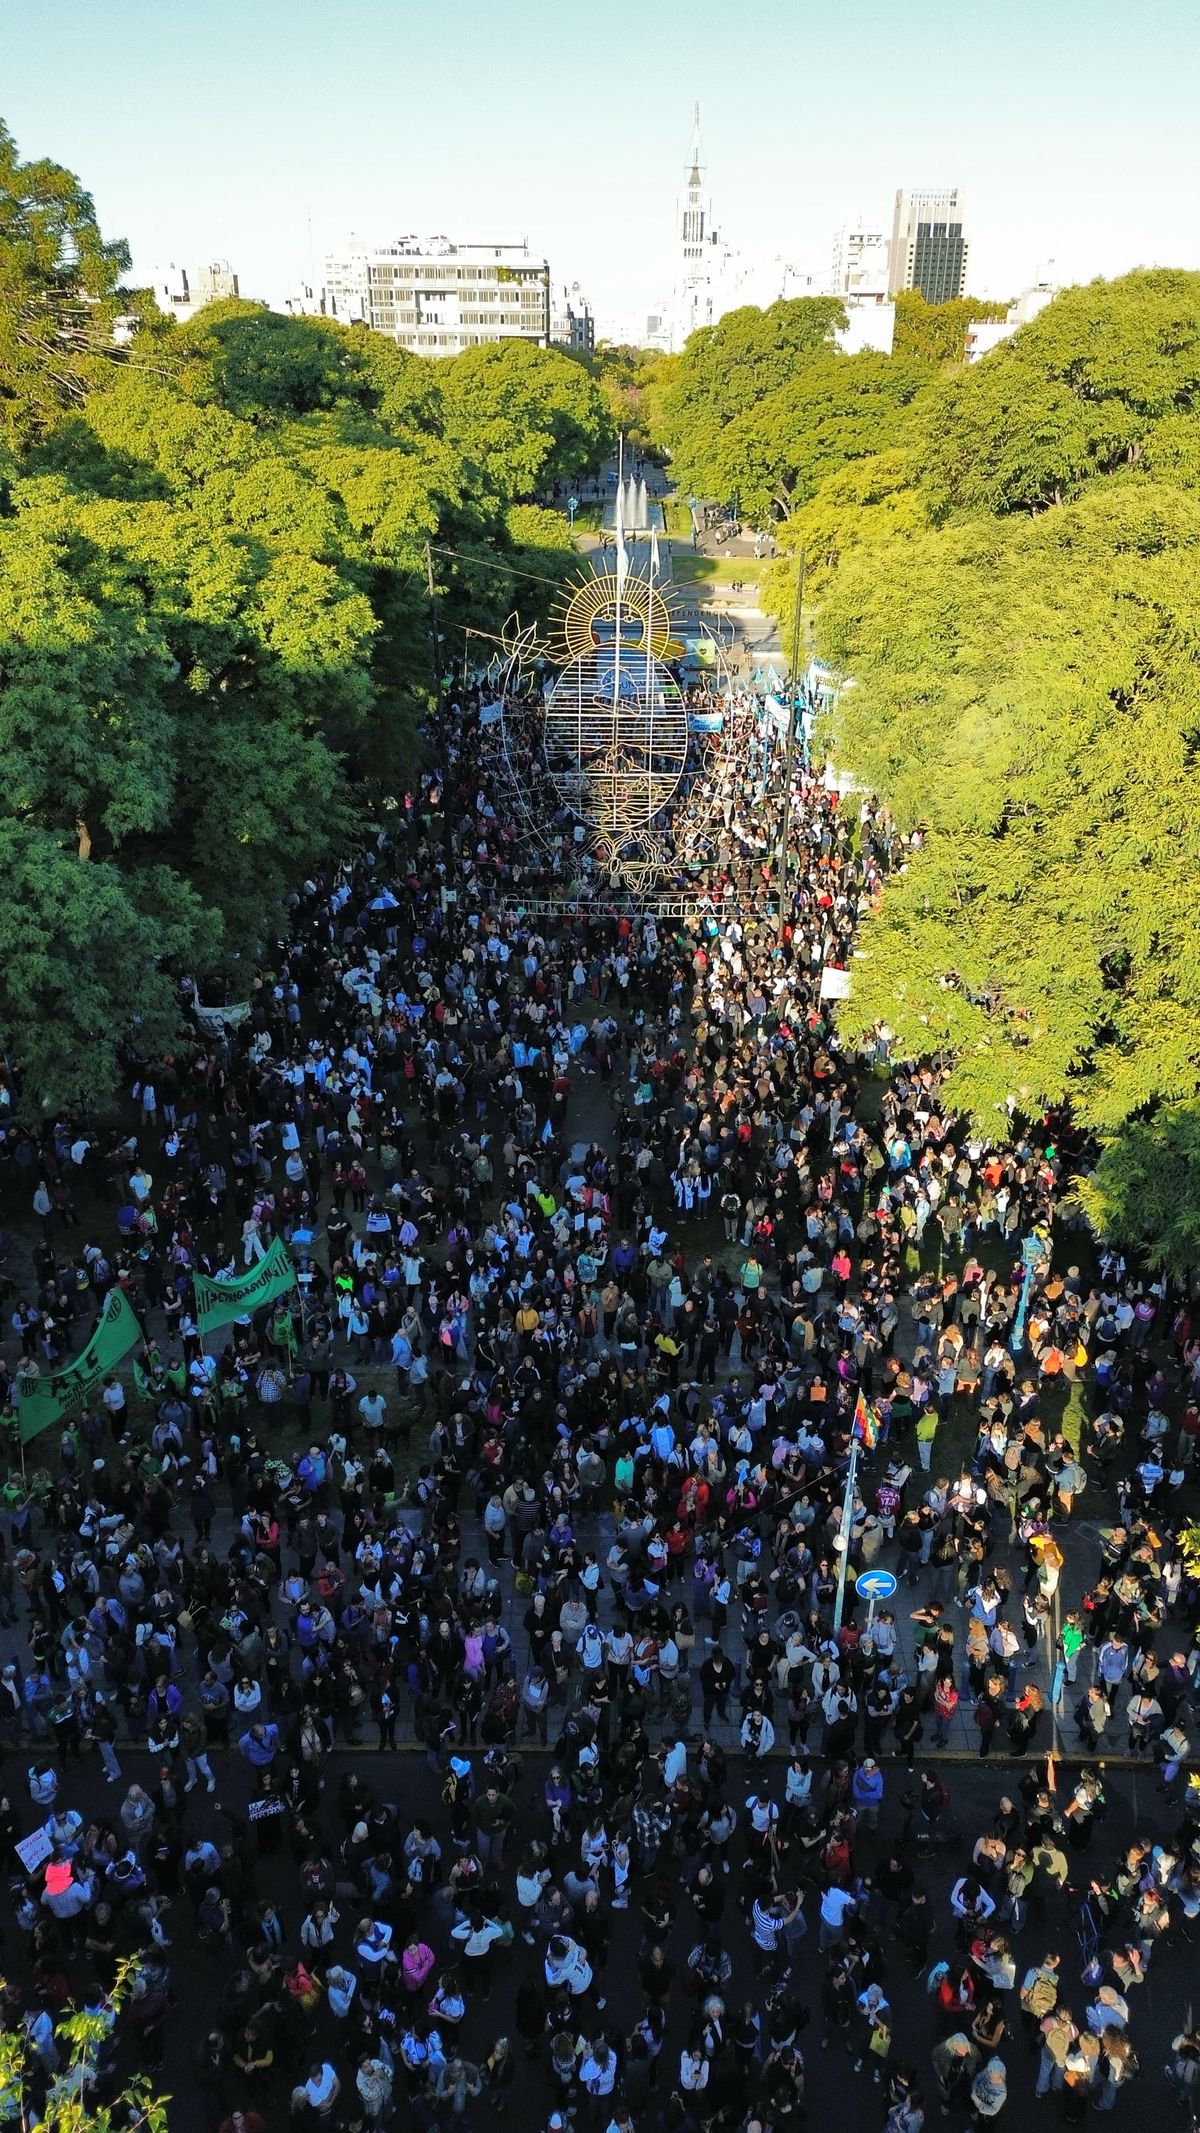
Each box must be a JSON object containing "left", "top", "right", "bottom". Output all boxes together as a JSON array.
[{"left": 854, "top": 1568, "right": 898, "bottom": 1602}]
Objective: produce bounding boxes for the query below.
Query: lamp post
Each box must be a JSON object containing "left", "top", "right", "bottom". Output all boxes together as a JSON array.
[{"left": 831, "top": 1437, "right": 859, "bottom": 1635}]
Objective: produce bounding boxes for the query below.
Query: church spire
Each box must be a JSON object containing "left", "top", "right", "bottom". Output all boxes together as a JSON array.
[{"left": 687, "top": 102, "right": 703, "bottom": 188}]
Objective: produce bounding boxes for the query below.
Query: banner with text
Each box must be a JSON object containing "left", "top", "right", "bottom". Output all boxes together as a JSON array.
[
  {"left": 16, "top": 1289, "right": 143, "bottom": 1445},
  {"left": 193, "top": 1237, "right": 298, "bottom": 1338}
]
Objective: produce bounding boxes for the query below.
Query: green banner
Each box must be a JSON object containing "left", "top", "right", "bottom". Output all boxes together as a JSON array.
[
  {"left": 193, "top": 1237, "right": 298, "bottom": 1338},
  {"left": 16, "top": 1289, "right": 143, "bottom": 1445}
]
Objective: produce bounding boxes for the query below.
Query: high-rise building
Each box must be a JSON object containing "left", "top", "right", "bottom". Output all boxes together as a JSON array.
[
  {"left": 676, "top": 105, "right": 714, "bottom": 349},
  {"left": 643, "top": 112, "right": 830, "bottom": 352},
  {"left": 888, "top": 188, "right": 970, "bottom": 304},
  {"left": 319, "top": 236, "right": 551, "bottom": 356}
]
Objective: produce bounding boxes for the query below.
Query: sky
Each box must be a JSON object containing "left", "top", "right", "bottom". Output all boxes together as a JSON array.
[{"left": 4, "top": 0, "right": 1198, "bottom": 339}]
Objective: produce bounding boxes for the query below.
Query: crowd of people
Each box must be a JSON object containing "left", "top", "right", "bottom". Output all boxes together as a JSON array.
[{"left": 0, "top": 642, "right": 1196, "bottom": 2133}]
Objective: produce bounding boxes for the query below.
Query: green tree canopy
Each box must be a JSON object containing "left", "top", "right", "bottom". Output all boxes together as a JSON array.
[
  {"left": 820, "top": 482, "right": 1200, "bottom": 1180},
  {"left": 892, "top": 290, "right": 1009, "bottom": 369},
  {"left": 707, "top": 354, "right": 929, "bottom": 523},
  {"left": 762, "top": 448, "right": 927, "bottom": 614},
  {"left": 0, "top": 117, "right": 132, "bottom": 450},
  {"left": 656, "top": 299, "right": 846, "bottom": 451},
  {"left": 439, "top": 340, "right": 611, "bottom": 502},
  {"left": 920, "top": 268, "right": 1200, "bottom": 517},
  {"left": 796, "top": 271, "right": 1200, "bottom": 1264},
  {"left": 1074, "top": 1105, "right": 1200, "bottom": 1275},
  {"left": 569, "top": 342, "right": 669, "bottom": 456},
  {"left": 0, "top": 117, "right": 604, "bottom": 1111}
]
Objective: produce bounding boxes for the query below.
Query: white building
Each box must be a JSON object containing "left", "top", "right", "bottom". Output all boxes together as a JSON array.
[
  {"left": 149, "top": 260, "right": 240, "bottom": 324},
  {"left": 550, "top": 281, "right": 595, "bottom": 354},
  {"left": 674, "top": 107, "right": 718, "bottom": 348},
  {"left": 831, "top": 222, "right": 891, "bottom": 304},
  {"left": 283, "top": 281, "right": 325, "bottom": 319},
  {"left": 888, "top": 188, "right": 970, "bottom": 304},
  {"left": 828, "top": 219, "right": 895, "bottom": 355},
  {"left": 316, "top": 236, "right": 550, "bottom": 356},
  {"left": 965, "top": 279, "right": 1057, "bottom": 361},
  {"left": 322, "top": 244, "right": 371, "bottom": 325},
  {"left": 836, "top": 303, "right": 896, "bottom": 357},
  {"left": 650, "top": 111, "right": 829, "bottom": 352}
]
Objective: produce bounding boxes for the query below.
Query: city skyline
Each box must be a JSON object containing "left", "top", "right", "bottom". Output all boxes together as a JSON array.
[{"left": 5, "top": 0, "right": 1198, "bottom": 341}]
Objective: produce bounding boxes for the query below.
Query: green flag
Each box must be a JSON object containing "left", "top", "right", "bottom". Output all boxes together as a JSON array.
[
  {"left": 16, "top": 1289, "right": 143, "bottom": 1445},
  {"left": 194, "top": 1237, "right": 298, "bottom": 1338}
]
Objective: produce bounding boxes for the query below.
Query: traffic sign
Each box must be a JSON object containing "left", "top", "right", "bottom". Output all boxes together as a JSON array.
[{"left": 855, "top": 1568, "right": 897, "bottom": 1602}]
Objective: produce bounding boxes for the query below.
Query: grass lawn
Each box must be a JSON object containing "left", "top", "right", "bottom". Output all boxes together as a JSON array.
[
  {"left": 662, "top": 498, "right": 694, "bottom": 539},
  {"left": 672, "top": 551, "right": 766, "bottom": 591}
]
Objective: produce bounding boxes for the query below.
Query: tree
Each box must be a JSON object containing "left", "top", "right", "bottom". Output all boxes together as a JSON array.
[
  {"left": 0, "top": 118, "right": 613, "bottom": 1109},
  {"left": 0, "top": 118, "right": 132, "bottom": 450},
  {"left": 564, "top": 342, "right": 668, "bottom": 456},
  {"left": 892, "top": 291, "right": 1009, "bottom": 370},
  {"left": 700, "top": 354, "right": 929, "bottom": 523},
  {"left": 1074, "top": 1106, "right": 1200, "bottom": 1276},
  {"left": 439, "top": 340, "right": 612, "bottom": 502},
  {"left": 655, "top": 300, "right": 847, "bottom": 459},
  {"left": 0, "top": 822, "right": 213, "bottom": 1112},
  {"left": 649, "top": 301, "right": 925, "bottom": 522},
  {"left": 0, "top": 1959, "right": 170, "bottom": 2132},
  {"left": 819, "top": 484, "right": 1200, "bottom": 1171},
  {"left": 919, "top": 269, "right": 1200, "bottom": 517},
  {"left": 762, "top": 449, "right": 927, "bottom": 621}
]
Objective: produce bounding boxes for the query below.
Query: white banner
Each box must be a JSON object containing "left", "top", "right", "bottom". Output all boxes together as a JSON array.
[
  {"left": 819, "top": 966, "right": 853, "bottom": 1001},
  {"left": 191, "top": 1002, "right": 252, "bottom": 1037}
]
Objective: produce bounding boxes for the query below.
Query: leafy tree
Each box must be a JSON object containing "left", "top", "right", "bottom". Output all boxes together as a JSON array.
[
  {"left": 920, "top": 269, "right": 1200, "bottom": 517},
  {"left": 695, "top": 353, "right": 929, "bottom": 523},
  {"left": 572, "top": 342, "right": 670, "bottom": 456},
  {"left": 0, "top": 1958, "right": 170, "bottom": 2132},
  {"left": 503, "top": 502, "right": 580, "bottom": 626},
  {"left": 0, "top": 118, "right": 132, "bottom": 450},
  {"left": 655, "top": 299, "right": 846, "bottom": 457},
  {"left": 173, "top": 297, "right": 380, "bottom": 421},
  {"left": 649, "top": 300, "right": 926, "bottom": 522},
  {"left": 762, "top": 448, "right": 928, "bottom": 619},
  {"left": 1073, "top": 1105, "right": 1200, "bottom": 1276},
  {"left": 0, "top": 820, "right": 212, "bottom": 1112},
  {"left": 0, "top": 118, "right": 614, "bottom": 1109},
  {"left": 819, "top": 484, "right": 1200, "bottom": 1177},
  {"left": 439, "top": 340, "right": 612, "bottom": 502},
  {"left": 892, "top": 290, "right": 1009, "bottom": 369}
]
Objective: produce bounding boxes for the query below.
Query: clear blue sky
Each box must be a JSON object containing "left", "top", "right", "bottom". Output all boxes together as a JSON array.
[{"left": 5, "top": 0, "right": 1198, "bottom": 334}]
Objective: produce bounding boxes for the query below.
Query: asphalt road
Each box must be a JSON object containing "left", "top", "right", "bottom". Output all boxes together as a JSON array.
[{"left": 14, "top": 1744, "right": 1194, "bottom": 2133}]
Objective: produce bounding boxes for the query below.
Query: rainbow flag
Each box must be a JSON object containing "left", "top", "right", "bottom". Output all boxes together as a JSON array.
[{"left": 852, "top": 1389, "right": 879, "bottom": 1452}]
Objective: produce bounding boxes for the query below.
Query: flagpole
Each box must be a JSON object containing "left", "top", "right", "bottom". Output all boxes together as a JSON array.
[
  {"left": 646, "top": 523, "right": 658, "bottom": 838},
  {"left": 613, "top": 432, "right": 624, "bottom": 836},
  {"left": 832, "top": 1438, "right": 859, "bottom": 1634}
]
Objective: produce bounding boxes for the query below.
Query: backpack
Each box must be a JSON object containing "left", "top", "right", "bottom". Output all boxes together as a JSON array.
[{"left": 1020, "top": 1973, "right": 1057, "bottom": 2018}]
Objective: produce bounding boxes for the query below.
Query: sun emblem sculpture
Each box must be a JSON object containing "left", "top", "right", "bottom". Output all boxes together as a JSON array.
[
  {"left": 539, "top": 570, "right": 689, "bottom": 876},
  {"left": 480, "top": 561, "right": 732, "bottom": 896}
]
